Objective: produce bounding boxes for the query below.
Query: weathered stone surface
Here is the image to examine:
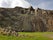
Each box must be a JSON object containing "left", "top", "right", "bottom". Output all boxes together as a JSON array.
[{"left": 0, "top": 7, "right": 53, "bottom": 32}]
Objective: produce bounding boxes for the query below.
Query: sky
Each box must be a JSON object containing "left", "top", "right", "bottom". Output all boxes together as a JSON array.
[
  {"left": 26, "top": 0, "right": 53, "bottom": 10},
  {"left": 0, "top": 0, "right": 53, "bottom": 10},
  {"left": 0, "top": 0, "right": 30, "bottom": 8}
]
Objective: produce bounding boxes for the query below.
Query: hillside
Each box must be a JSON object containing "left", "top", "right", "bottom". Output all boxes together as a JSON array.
[{"left": 0, "top": 6, "right": 53, "bottom": 32}]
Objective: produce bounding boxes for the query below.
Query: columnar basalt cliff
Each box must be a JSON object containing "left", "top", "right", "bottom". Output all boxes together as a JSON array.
[{"left": 0, "top": 6, "right": 53, "bottom": 32}]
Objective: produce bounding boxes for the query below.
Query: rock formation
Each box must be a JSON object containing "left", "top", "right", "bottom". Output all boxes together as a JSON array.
[{"left": 0, "top": 6, "right": 53, "bottom": 32}]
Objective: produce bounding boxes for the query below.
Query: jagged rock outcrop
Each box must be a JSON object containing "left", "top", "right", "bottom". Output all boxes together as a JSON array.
[
  {"left": 0, "top": 6, "right": 53, "bottom": 32},
  {"left": 35, "top": 8, "right": 53, "bottom": 32}
]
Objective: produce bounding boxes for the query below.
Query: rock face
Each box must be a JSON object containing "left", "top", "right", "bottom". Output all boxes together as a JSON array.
[
  {"left": 0, "top": 7, "right": 53, "bottom": 32},
  {"left": 35, "top": 8, "right": 53, "bottom": 32}
]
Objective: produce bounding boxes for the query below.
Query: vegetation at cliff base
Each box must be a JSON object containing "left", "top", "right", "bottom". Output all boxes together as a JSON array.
[{"left": 0, "top": 32, "right": 53, "bottom": 40}]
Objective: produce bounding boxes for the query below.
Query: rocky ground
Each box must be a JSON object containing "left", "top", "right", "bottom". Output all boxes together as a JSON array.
[{"left": 0, "top": 6, "right": 53, "bottom": 32}]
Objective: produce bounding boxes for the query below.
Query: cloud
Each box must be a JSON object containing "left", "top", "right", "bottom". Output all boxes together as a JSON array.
[
  {"left": 37, "top": 1, "right": 53, "bottom": 10},
  {"left": 36, "top": 2, "right": 51, "bottom": 9},
  {"left": 26, "top": 0, "right": 53, "bottom": 10},
  {"left": 0, "top": 0, "right": 53, "bottom": 10},
  {"left": 11, "top": 0, "right": 31, "bottom": 8},
  {"left": 0, "top": 0, "right": 31, "bottom": 8}
]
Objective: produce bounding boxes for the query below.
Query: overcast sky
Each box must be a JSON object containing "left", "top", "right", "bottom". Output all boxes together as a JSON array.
[
  {"left": 26, "top": 0, "right": 53, "bottom": 10},
  {"left": 0, "top": 0, "right": 30, "bottom": 8},
  {"left": 0, "top": 0, "right": 53, "bottom": 10}
]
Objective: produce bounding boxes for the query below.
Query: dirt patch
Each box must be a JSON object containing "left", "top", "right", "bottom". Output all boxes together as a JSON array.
[{"left": 43, "top": 34, "right": 53, "bottom": 38}]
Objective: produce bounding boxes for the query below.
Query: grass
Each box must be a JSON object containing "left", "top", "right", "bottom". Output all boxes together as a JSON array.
[{"left": 0, "top": 32, "right": 53, "bottom": 40}]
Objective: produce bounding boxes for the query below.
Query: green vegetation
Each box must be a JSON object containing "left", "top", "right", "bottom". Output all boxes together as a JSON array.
[{"left": 0, "top": 32, "right": 53, "bottom": 40}]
